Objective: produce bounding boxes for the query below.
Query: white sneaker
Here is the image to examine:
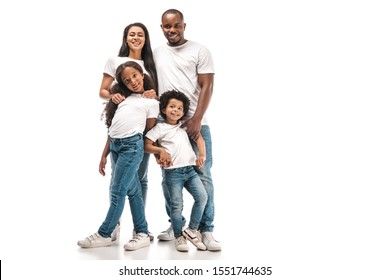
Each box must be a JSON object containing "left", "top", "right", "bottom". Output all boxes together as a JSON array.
[
  {"left": 111, "top": 224, "right": 120, "bottom": 242},
  {"left": 182, "top": 228, "right": 206, "bottom": 250},
  {"left": 201, "top": 232, "right": 221, "bottom": 251},
  {"left": 133, "top": 230, "right": 154, "bottom": 241},
  {"left": 77, "top": 233, "right": 111, "bottom": 248},
  {"left": 175, "top": 236, "right": 189, "bottom": 252},
  {"left": 157, "top": 225, "right": 174, "bottom": 241},
  {"left": 123, "top": 233, "right": 150, "bottom": 251}
]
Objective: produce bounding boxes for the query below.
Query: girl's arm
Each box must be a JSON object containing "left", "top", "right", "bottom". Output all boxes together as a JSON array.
[
  {"left": 99, "top": 136, "right": 110, "bottom": 176},
  {"left": 144, "top": 118, "right": 157, "bottom": 135},
  {"left": 195, "top": 134, "right": 206, "bottom": 168}
]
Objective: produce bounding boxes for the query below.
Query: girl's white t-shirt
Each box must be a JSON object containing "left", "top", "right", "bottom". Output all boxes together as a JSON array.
[{"left": 108, "top": 94, "right": 159, "bottom": 139}]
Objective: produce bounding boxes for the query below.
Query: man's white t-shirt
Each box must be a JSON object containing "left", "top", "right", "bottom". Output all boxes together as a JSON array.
[
  {"left": 145, "top": 121, "right": 197, "bottom": 169},
  {"left": 154, "top": 40, "right": 214, "bottom": 125},
  {"left": 108, "top": 94, "right": 159, "bottom": 139}
]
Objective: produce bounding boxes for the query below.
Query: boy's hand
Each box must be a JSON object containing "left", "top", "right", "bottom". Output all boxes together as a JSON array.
[{"left": 196, "top": 155, "right": 206, "bottom": 168}]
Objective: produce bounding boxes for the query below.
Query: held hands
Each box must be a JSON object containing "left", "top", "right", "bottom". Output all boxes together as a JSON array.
[{"left": 158, "top": 150, "right": 173, "bottom": 168}]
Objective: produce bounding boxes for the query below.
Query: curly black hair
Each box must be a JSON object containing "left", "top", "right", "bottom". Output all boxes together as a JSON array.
[
  {"left": 159, "top": 90, "right": 190, "bottom": 121},
  {"left": 102, "top": 61, "right": 155, "bottom": 128}
]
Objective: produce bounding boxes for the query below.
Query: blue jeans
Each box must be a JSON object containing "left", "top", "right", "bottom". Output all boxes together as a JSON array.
[
  {"left": 162, "top": 125, "right": 215, "bottom": 232},
  {"left": 165, "top": 166, "right": 207, "bottom": 238},
  {"left": 138, "top": 152, "right": 150, "bottom": 204},
  {"left": 98, "top": 133, "right": 148, "bottom": 237}
]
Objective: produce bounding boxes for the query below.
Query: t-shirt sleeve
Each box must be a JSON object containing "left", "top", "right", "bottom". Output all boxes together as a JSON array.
[
  {"left": 145, "top": 124, "right": 160, "bottom": 142},
  {"left": 147, "top": 99, "right": 160, "bottom": 119},
  {"left": 198, "top": 46, "right": 215, "bottom": 74},
  {"left": 103, "top": 57, "right": 115, "bottom": 77}
]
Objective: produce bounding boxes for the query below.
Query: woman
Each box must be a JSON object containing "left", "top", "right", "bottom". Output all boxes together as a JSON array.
[{"left": 98, "top": 22, "right": 158, "bottom": 242}]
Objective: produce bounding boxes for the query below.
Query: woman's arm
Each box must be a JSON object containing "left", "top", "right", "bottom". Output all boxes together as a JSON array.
[{"left": 99, "top": 74, "right": 125, "bottom": 104}]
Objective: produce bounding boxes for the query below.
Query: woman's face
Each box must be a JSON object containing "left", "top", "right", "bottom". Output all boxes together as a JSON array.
[
  {"left": 121, "top": 67, "right": 144, "bottom": 93},
  {"left": 127, "top": 26, "right": 145, "bottom": 52}
]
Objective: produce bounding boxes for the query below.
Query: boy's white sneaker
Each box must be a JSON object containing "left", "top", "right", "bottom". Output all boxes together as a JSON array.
[
  {"left": 175, "top": 236, "right": 189, "bottom": 252},
  {"left": 123, "top": 233, "right": 150, "bottom": 251},
  {"left": 201, "top": 232, "right": 221, "bottom": 251},
  {"left": 77, "top": 233, "right": 111, "bottom": 248},
  {"left": 182, "top": 228, "right": 206, "bottom": 251}
]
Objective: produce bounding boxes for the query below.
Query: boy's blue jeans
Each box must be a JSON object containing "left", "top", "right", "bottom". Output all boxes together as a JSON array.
[
  {"left": 164, "top": 166, "right": 207, "bottom": 238},
  {"left": 99, "top": 133, "right": 148, "bottom": 237},
  {"left": 162, "top": 125, "right": 215, "bottom": 232}
]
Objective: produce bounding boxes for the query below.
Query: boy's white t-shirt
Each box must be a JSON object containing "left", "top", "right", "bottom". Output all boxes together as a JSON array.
[
  {"left": 108, "top": 94, "right": 159, "bottom": 138},
  {"left": 154, "top": 40, "right": 214, "bottom": 125},
  {"left": 145, "top": 121, "right": 197, "bottom": 169}
]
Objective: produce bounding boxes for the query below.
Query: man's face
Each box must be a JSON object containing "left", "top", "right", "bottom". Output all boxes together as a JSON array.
[{"left": 161, "top": 13, "right": 186, "bottom": 46}]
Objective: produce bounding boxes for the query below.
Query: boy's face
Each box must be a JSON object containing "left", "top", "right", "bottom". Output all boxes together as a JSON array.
[
  {"left": 121, "top": 67, "right": 144, "bottom": 93},
  {"left": 163, "top": 98, "right": 185, "bottom": 124}
]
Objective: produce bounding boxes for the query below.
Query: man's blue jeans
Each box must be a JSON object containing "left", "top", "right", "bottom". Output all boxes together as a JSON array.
[
  {"left": 98, "top": 133, "right": 148, "bottom": 237},
  {"left": 164, "top": 166, "right": 207, "bottom": 237},
  {"left": 162, "top": 125, "right": 215, "bottom": 232}
]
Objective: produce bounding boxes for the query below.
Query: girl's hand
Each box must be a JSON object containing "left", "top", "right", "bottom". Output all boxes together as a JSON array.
[{"left": 99, "top": 156, "right": 107, "bottom": 176}]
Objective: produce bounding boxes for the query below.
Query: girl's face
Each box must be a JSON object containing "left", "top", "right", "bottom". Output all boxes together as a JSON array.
[
  {"left": 127, "top": 26, "right": 145, "bottom": 52},
  {"left": 163, "top": 98, "right": 185, "bottom": 124},
  {"left": 121, "top": 67, "right": 144, "bottom": 93}
]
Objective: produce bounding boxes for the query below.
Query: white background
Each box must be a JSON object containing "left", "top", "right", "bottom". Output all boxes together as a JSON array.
[{"left": 1, "top": 0, "right": 389, "bottom": 279}]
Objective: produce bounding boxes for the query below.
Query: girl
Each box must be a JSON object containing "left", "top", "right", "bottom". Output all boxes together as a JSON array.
[{"left": 78, "top": 61, "right": 159, "bottom": 250}]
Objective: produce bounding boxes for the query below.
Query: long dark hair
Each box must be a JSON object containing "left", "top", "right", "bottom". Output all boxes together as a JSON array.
[
  {"left": 118, "top": 22, "right": 158, "bottom": 93},
  {"left": 103, "top": 61, "right": 156, "bottom": 128}
]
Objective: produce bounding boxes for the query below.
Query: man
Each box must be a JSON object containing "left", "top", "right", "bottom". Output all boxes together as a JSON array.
[{"left": 154, "top": 8, "right": 221, "bottom": 251}]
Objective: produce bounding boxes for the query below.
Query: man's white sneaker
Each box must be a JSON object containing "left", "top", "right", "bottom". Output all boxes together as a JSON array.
[
  {"left": 123, "top": 233, "right": 150, "bottom": 251},
  {"left": 175, "top": 236, "right": 189, "bottom": 252},
  {"left": 201, "top": 232, "right": 221, "bottom": 251},
  {"left": 157, "top": 225, "right": 174, "bottom": 241},
  {"left": 111, "top": 224, "right": 120, "bottom": 242},
  {"left": 182, "top": 228, "right": 206, "bottom": 250},
  {"left": 77, "top": 233, "right": 111, "bottom": 248}
]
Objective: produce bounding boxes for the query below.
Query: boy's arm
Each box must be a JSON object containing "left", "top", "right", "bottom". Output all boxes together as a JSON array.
[
  {"left": 144, "top": 138, "right": 172, "bottom": 167},
  {"left": 195, "top": 134, "right": 206, "bottom": 167},
  {"left": 99, "top": 136, "right": 110, "bottom": 176}
]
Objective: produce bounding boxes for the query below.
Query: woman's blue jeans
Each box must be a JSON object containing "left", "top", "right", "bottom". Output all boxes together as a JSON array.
[{"left": 98, "top": 133, "right": 148, "bottom": 237}]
